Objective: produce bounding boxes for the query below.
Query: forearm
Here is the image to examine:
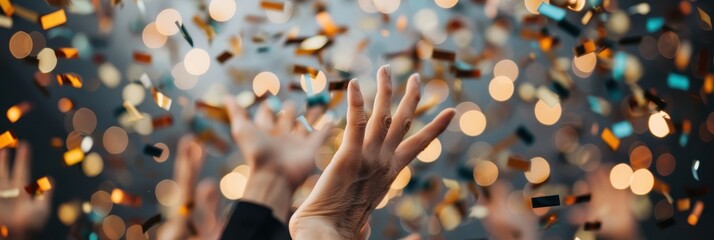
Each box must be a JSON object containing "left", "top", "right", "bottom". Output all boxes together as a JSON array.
[{"left": 241, "top": 169, "right": 294, "bottom": 223}]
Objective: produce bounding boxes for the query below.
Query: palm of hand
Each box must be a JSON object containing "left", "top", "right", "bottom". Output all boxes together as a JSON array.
[
  {"left": 225, "top": 99, "right": 330, "bottom": 188},
  {"left": 0, "top": 143, "right": 51, "bottom": 236},
  {"left": 290, "top": 67, "right": 456, "bottom": 239}
]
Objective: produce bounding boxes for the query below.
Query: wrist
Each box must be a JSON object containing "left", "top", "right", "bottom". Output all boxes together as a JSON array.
[
  {"left": 290, "top": 217, "right": 345, "bottom": 240},
  {"left": 241, "top": 168, "right": 294, "bottom": 223}
]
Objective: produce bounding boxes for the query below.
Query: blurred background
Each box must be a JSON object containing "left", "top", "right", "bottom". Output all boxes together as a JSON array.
[{"left": 1, "top": 0, "right": 712, "bottom": 239}]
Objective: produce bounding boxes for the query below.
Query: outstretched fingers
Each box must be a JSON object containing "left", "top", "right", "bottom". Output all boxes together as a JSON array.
[
  {"left": 224, "top": 96, "right": 250, "bottom": 136},
  {"left": 384, "top": 74, "right": 421, "bottom": 149},
  {"left": 393, "top": 108, "right": 455, "bottom": 169},
  {"left": 342, "top": 79, "right": 367, "bottom": 153},
  {"left": 13, "top": 141, "right": 30, "bottom": 186},
  {"left": 365, "top": 65, "right": 393, "bottom": 146}
]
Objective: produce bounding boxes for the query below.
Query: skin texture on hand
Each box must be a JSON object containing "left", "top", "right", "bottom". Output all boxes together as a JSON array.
[
  {"left": 0, "top": 142, "right": 51, "bottom": 239},
  {"left": 223, "top": 97, "right": 331, "bottom": 223},
  {"left": 158, "top": 136, "right": 224, "bottom": 240},
  {"left": 289, "top": 66, "right": 456, "bottom": 239}
]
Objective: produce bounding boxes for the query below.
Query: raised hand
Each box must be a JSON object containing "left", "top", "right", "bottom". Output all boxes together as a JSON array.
[
  {"left": 223, "top": 98, "right": 332, "bottom": 222},
  {"left": 158, "top": 136, "right": 224, "bottom": 240},
  {"left": 289, "top": 66, "right": 456, "bottom": 239},
  {"left": 0, "top": 142, "right": 51, "bottom": 239},
  {"left": 479, "top": 181, "right": 538, "bottom": 240}
]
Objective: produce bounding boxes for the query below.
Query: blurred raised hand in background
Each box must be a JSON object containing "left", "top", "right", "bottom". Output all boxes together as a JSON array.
[{"left": 0, "top": 142, "right": 52, "bottom": 239}]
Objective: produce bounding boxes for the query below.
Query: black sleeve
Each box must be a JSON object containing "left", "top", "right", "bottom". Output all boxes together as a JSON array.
[{"left": 220, "top": 201, "right": 291, "bottom": 240}]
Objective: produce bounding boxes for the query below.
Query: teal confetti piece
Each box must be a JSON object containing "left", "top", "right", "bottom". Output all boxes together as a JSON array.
[
  {"left": 589, "top": 0, "right": 601, "bottom": 7},
  {"left": 667, "top": 73, "right": 689, "bottom": 90},
  {"left": 647, "top": 17, "right": 665, "bottom": 33},
  {"left": 587, "top": 96, "right": 602, "bottom": 114},
  {"left": 47, "top": 27, "right": 73, "bottom": 39},
  {"left": 612, "top": 52, "right": 627, "bottom": 81},
  {"left": 612, "top": 121, "right": 633, "bottom": 138},
  {"left": 538, "top": 3, "right": 566, "bottom": 21},
  {"left": 306, "top": 92, "right": 330, "bottom": 107},
  {"left": 297, "top": 115, "right": 314, "bottom": 132},
  {"left": 679, "top": 133, "right": 688, "bottom": 147}
]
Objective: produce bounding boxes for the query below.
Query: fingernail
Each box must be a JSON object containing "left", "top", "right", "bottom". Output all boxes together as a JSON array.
[
  {"left": 383, "top": 64, "right": 391, "bottom": 77},
  {"left": 411, "top": 73, "right": 421, "bottom": 84},
  {"left": 352, "top": 79, "right": 360, "bottom": 91}
]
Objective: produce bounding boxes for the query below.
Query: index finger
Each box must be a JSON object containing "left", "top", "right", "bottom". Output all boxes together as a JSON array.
[
  {"left": 13, "top": 141, "right": 30, "bottom": 186},
  {"left": 224, "top": 96, "right": 249, "bottom": 134}
]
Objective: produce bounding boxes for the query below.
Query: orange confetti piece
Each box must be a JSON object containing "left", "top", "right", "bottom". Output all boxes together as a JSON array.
[
  {"left": 55, "top": 48, "right": 79, "bottom": 59},
  {"left": 0, "top": 0, "right": 14, "bottom": 16},
  {"left": 0, "top": 225, "right": 7, "bottom": 238},
  {"left": 111, "top": 188, "right": 142, "bottom": 207},
  {"left": 704, "top": 74, "right": 713, "bottom": 94},
  {"left": 316, "top": 11, "right": 339, "bottom": 37},
  {"left": 63, "top": 148, "right": 85, "bottom": 166},
  {"left": 6, "top": 102, "right": 30, "bottom": 123},
  {"left": 0, "top": 130, "right": 17, "bottom": 149},
  {"left": 688, "top": 200, "right": 704, "bottom": 225},
  {"left": 677, "top": 198, "right": 691, "bottom": 211},
  {"left": 133, "top": 51, "right": 152, "bottom": 64},
  {"left": 37, "top": 176, "right": 52, "bottom": 191},
  {"left": 601, "top": 128, "right": 620, "bottom": 151},
  {"left": 195, "top": 101, "right": 229, "bottom": 123},
  {"left": 260, "top": 1, "right": 284, "bottom": 11},
  {"left": 40, "top": 9, "right": 66, "bottom": 30},
  {"left": 56, "top": 73, "right": 83, "bottom": 88}
]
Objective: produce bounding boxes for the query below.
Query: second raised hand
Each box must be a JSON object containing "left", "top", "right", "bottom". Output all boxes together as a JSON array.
[
  {"left": 223, "top": 97, "right": 332, "bottom": 223},
  {"left": 289, "top": 65, "right": 456, "bottom": 239}
]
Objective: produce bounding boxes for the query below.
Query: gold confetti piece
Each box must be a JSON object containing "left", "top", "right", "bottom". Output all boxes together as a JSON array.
[
  {"left": 122, "top": 101, "right": 144, "bottom": 121},
  {"left": 12, "top": 4, "right": 38, "bottom": 23},
  {"left": 0, "top": 188, "right": 19, "bottom": 198},
  {"left": 25, "top": 176, "right": 52, "bottom": 196},
  {"left": 601, "top": 128, "right": 620, "bottom": 151},
  {"left": 0, "top": 130, "right": 17, "bottom": 149},
  {"left": 195, "top": 101, "right": 229, "bottom": 123},
  {"left": 260, "top": 1, "right": 284, "bottom": 11},
  {"left": 6, "top": 102, "right": 30, "bottom": 123},
  {"left": 56, "top": 73, "right": 83, "bottom": 88},
  {"left": 297, "top": 35, "right": 330, "bottom": 54},
  {"left": 316, "top": 11, "right": 339, "bottom": 37},
  {"left": 698, "top": 7, "right": 712, "bottom": 31},
  {"left": 581, "top": 10, "right": 593, "bottom": 25},
  {"left": 151, "top": 88, "right": 172, "bottom": 111},
  {"left": 133, "top": 51, "right": 152, "bottom": 64},
  {"left": 63, "top": 148, "right": 85, "bottom": 166},
  {"left": 0, "top": 0, "right": 13, "bottom": 16},
  {"left": 55, "top": 48, "right": 78, "bottom": 58},
  {"left": 0, "top": 14, "right": 11, "bottom": 28},
  {"left": 40, "top": 9, "right": 67, "bottom": 30},
  {"left": 688, "top": 200, "right": 703, "bottom": 225},
  {"left": 192, "top": 15, "right": 215, "bottom": 43}
]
